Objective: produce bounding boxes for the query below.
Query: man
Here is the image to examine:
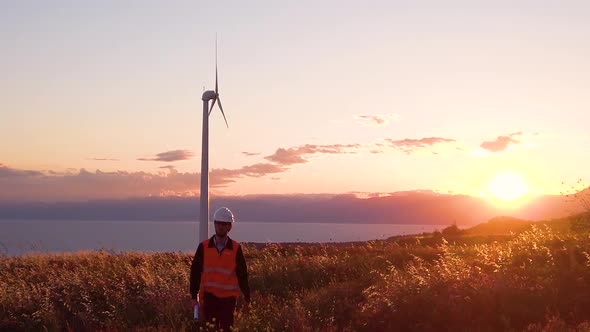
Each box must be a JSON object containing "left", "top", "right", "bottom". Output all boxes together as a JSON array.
[{"left": 190, "top": 206, "right": 250, "bottom": 331}]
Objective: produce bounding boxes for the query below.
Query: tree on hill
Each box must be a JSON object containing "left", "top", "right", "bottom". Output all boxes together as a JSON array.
[{"left": 442, "top": 224, "right": 462, "bottom": 237}]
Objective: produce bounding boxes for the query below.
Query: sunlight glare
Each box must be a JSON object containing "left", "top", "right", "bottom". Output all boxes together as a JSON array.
[{"left": 487, "top": 171, "right": 528, "bottom": 201}]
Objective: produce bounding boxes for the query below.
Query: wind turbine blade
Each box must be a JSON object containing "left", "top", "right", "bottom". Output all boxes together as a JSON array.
[
  {"left": 215, "top": 38, "right": 219, "bottom": 93},
  {"left": 208, "top": 97, "right": 217, "bottom": 116},
  {"left": 217, "top": 97, "right": 229, "bottom": 128}
]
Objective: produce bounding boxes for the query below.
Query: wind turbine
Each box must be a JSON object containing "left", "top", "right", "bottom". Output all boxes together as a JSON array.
[{"left": 199, "top": 41, "right": 229, "bottom": 242}]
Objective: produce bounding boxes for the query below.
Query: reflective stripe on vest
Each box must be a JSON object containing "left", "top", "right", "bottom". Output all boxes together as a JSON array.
[
  {"left": 203, "top": 281, "right": 240, "bottom": 291},
  {"left": 203, "top": 267, "right": 236, "bottom": 276}
]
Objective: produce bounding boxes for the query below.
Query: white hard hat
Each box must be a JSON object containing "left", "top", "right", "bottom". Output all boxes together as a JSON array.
[{"left": 213, "top": 207, "right": 235, "bottom": 223}]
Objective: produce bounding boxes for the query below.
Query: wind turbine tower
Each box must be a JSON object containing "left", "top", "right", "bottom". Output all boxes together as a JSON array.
[{"left": 199, "top": 42, "right": 229, "bottom": 242}]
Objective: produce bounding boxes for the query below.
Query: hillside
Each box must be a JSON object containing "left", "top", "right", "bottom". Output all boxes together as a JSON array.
[{"left": 463, "top": 216, "right": 534, "bottom": 235}]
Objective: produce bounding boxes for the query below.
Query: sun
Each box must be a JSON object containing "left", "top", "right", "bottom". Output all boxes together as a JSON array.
[{"left": 487, "top": 171, "right": 529, "bottom": 201}]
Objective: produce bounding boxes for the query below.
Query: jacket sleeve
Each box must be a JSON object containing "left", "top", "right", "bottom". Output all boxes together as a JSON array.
[
  {"left": 189, "top": 243, "right": 204, "bottom": 300},
  {"left": 235, "top": 245, "right": 251, "bottom": 303}
]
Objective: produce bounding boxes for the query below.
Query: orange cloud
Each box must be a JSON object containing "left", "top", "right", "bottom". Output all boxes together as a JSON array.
[
  {"left": 138, "top": 149, "right": 195, "bottom": 162},
  {"left": 385, "top": 137, "right": 456, "bottom": 154},
  {"left": 354, "top": 113, "right": 399, "bottom": 127},
  {"left": 265, "top": 144, "right": 361, "bottom": 165},
  {"left": 480, "top": 132, "right": 522, "bottom": 152},
  {"left": 264, "top": 148, "right": 308, "bottom": 165},
  {"left": 211, "top": 163, "right": 286, "bottom": 186},
  {"left": 0, "top": 162, "right": 289, "bottom": 201},
  {"left": 2, "top": 141, "right": 365, "bottom": 201}
]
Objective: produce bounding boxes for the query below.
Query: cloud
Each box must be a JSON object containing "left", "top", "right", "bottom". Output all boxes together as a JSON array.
[
  {"left": 0, "top": 164, "right": 43, "bottom": 178},
  {"left": 89, "top": 157, "right": 119, "bottom": 161},
  {"left": 355, "top": 113, "right": 399, "bottom": 127},
  {"left": 480, "top": 132, "right": 522, "bottom": 152},
  {"left": 241, "top": 152, "right": 260, "bottom": 157},
  {"left": 239, "top": 163, "right": 286, "bottom": 177},
  {"left": 2, "top": 133, "right": 463, "bottom": 201},
  {"left": 0, "top": 140, "right": 362, "bottom": 201},
  {"left": 264, "top": 148, "right": 308, "bottom": 165},
  {"left": 265, "top": 144, "right": 361, "bottom": 166},
  {"left": 138, "top": 149, "right": 195, "bottom": 162},
  {"left": 0, "top": 161, "right": 289, "bottom": 201},
  {"left": 211, "top": 163, "right": 287, "bottom": 187},
  {"left": 385, "top": 137, "right": 456, "bottom": 154},
  {"left": 0, "top": 166, "right": 197, "bottom": 201}
]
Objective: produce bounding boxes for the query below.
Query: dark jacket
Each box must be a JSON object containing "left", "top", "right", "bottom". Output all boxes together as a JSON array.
[{"left": 190, "top": 235, "right": 250, "bottom": 302}]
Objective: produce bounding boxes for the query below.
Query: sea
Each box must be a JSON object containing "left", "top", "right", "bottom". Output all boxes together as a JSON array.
[{"left": 0, "top": 220, "right": 443, "bottom": 256}]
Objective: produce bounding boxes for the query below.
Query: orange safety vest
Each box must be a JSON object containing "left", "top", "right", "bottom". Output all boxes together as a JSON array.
[{"left": 199, "top": 238, "right": 241, "bottom": 301}]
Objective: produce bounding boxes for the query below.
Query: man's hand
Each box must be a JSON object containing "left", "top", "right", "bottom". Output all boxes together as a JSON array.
[{"left": 192, "top": 298, "right": 205, "bottom": 321}]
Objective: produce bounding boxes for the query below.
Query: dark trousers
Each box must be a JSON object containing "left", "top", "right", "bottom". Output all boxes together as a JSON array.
[{"left": 203, "top": 292, "right": 237, "bottom": 331}]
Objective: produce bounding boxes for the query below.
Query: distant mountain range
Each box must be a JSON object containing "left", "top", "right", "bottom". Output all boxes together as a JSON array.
[{"left": 0, "top": 190, "right": 586, "bottom": 226}]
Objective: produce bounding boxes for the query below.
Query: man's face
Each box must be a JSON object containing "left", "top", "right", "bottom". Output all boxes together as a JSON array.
[{"left": 214, "top": 221, "right": 232, "bottom": 237}]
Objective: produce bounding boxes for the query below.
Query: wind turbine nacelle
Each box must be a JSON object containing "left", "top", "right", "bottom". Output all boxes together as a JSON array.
[{"left": 202, "top": 90, "right": 217, "bottom": 101}]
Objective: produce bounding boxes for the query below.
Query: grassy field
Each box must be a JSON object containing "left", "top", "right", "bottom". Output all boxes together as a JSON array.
[{"left": 2, "top": 214, "right": 590, "bottom": 331}]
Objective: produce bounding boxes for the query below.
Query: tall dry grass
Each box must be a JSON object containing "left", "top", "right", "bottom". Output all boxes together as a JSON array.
[{"left": 2, "top": 222, "right": 590, "bottom": 331}]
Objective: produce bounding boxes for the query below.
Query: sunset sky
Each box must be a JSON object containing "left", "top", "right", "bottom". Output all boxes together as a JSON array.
[{"left": 1, "top": 1, "right": 589, "bottom": 202}]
